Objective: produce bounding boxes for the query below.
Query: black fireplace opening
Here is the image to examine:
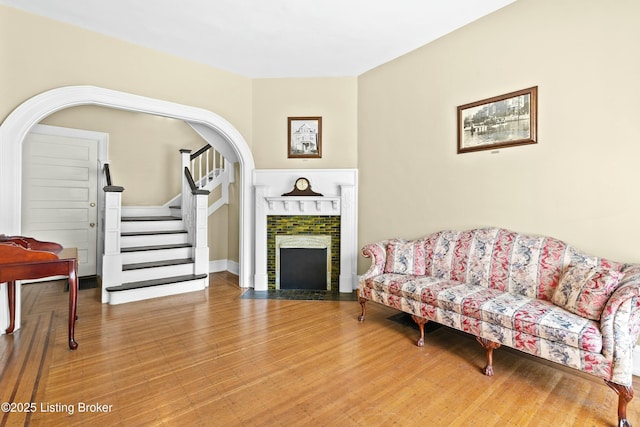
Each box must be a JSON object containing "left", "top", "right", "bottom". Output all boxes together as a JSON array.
[{"left": 280, "top": 248, "right": 327, "bottom": 290}]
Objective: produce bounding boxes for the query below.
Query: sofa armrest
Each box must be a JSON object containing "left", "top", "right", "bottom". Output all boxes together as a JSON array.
[
  {"left": 359, "top": 241, "right": 389, "bottom": 283},
  {"left": 600, "top": 268, "right": 640, "bottom": 384}
]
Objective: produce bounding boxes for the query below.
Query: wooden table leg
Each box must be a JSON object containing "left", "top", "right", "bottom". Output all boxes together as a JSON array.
[
  {"left": 68, "top": 260, "right": 78, "bottom": 350},
  {"left": 5, "top": 281, "right": 16, "bottom": 334}
]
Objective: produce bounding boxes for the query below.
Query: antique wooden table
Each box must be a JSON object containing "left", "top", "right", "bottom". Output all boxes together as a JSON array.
[{"left": 0, "top": 238, "right": 79, "bottom": 350}]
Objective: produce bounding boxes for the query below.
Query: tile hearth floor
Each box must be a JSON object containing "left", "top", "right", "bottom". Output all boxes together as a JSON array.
[{"left": 240, "top": 289, "right": 358, "bottom": 301}]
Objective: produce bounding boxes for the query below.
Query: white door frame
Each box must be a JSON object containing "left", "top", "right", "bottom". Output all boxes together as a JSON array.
[{"left": 0, "top": 85, "right": 256, "bottom": 333}]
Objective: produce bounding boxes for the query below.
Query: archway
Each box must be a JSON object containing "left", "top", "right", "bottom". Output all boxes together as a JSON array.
[{"left": 0, "top": 86, "right": 255, "bottom": 326}]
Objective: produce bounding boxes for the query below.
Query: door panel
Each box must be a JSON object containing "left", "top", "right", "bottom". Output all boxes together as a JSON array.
[{"left": 22, "top": 132, "right": 98, "bottom": 277}]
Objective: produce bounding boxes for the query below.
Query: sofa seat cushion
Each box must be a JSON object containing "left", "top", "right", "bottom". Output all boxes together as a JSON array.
[{"left": 365, "top": 274, "right": 603, "bottom": 353}]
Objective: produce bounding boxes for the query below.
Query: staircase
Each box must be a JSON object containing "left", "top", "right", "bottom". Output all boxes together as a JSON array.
[
  {"left": 101, "top": 145, "right": 231, "bottom": 305},
  {"left": 104, "top": 213, "right": 208, "bottom": 304}
]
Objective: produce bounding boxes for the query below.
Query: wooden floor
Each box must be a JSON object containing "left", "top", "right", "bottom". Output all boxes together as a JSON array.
[{"left": 1, "top": 272, "right": 639, "bottom": 426}]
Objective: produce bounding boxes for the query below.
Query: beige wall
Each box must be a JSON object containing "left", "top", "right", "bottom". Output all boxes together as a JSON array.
[
  {"left": 252, "top": 77, "right": 358, "bottom": 169},
  {"left": 357, "top": 0, "right": 640, "bottom": 271},
  {"left": 0, "top": 6, "right": 252, "bottom": 133}
]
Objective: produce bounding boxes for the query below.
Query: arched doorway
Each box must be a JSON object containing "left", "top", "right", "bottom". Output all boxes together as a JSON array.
[{"left": 0, "top": 86, "right": 255, "bottom": 330}]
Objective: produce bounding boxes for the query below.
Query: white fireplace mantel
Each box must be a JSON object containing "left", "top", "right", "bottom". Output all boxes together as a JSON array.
[
  {"left": 253, "top": 169, "right": 358, "bottom": 292},
  {"left": 265, "top": 196, "right": 340, "bottom": 213}
]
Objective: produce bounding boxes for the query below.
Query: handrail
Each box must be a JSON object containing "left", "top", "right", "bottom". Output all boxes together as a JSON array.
[
  {"left": 104, "top": 163, "right": 112, "bottom": 186},
  {"left": 103, "top": 163, "right": 124, "bottom": 192},
  {"left": 185, "top": 166, "right": 196, "bottom": 191},
  {"left": 190, "top": 144, "right": 211, "bottom": 161},
  {"left": 184, "top": 167, "right": 209, "bottom": 195}
]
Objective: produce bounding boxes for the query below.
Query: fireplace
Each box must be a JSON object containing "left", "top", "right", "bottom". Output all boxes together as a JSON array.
[
  {"left": 276, "top": 235, "right": 331, "bottom": 290},
  {"left": 267, "top": 216, "right": 340, "bottom": 290},
  {"left": 253, "top": 169, "right": 358, "bottom": 293}
]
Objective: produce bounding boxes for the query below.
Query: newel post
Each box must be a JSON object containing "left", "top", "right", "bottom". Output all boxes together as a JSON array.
[
  {"left": 101, "top": 185, "right": 124, "bottom": 303},
  {"left": 192, "top": 192, "right": 209, "bottom": 279},
  {"left": 182, "top": 149, "right": 209, "bottom": 280},
  {"left": 180, "top": 149, "right": 192, "bottom": 215}
]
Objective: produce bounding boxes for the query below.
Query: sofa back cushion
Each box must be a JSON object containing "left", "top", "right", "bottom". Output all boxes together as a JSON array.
[
  {"left": 551, "top": 263, "right": 625, "bottom": 320},
  {"left": 384, "top": 240, "right": 426, "bottom": 275},
  {"left": 424, "top": 228, "right": 571, "bottom": 300}
]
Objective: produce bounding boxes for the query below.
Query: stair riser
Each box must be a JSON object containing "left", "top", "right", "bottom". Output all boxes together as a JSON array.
[
  {"left": 121, "top": 221, "right": 185, "bottom": 233},
  {"left": 121, "top": 233, "right": 189, "bottom": 247},
  {"left": 121, "top": 207, "right": 172, "bottom": 217},
  {"left": 107, "top": 278, "right": 208, "bottom": 305},
  {"left": 121, "top": 247, "right": 192, "bottom": 264},
  {"left": 121, "top": 263, "right": 195, "bottom": 283}
]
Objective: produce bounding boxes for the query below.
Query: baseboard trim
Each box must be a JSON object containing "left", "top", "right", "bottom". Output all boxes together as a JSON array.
[
  {"left": 209, "top": 259, "right": 240, "bottom": 276},
  {"left": 227, "top": 260, "right": 240, "bottom": 275}
]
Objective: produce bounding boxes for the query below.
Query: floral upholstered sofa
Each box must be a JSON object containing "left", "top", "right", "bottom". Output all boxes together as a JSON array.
[{"left": 358, "top": 227, "right": 640, "bottom": 427}]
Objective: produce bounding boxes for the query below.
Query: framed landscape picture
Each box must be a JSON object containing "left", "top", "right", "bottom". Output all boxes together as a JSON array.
[
  {"left": 288, "top": 116, "right": 322, "bottom": 159},
  {"left": 457, "top": 86, "right": 538, "bottom": 154}
]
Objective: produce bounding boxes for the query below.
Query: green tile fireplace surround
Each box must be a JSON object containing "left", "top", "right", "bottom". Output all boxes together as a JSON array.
[{"left": 267, "top": 215, "right": 341, "bottom": 290}]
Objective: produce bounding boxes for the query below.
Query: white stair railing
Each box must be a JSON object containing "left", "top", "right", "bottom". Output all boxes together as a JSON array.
[
  {"left": 180, "top": 145, "right": 232, "bottom": 213},
  {"left": 184, "top": 145, "right": 225, "bottom": 189}
]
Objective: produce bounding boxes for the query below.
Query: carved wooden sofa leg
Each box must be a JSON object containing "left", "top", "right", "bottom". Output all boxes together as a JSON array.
[
  {"left": 476, "top": 337, "right": 501, "bottom": 376},
  {"left": 411, "top": 315, "right": 428, "bottom": 347},
  {"left": 605, "top": 380, "right": 634, "bottom": 427},
  {"left": 358, "top": 297, "right": 367, "bottom": 321}
]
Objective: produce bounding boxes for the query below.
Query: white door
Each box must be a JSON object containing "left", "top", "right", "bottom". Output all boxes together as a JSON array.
[{"left": 22, "top": 128, "right": 99, "bottom": 277}]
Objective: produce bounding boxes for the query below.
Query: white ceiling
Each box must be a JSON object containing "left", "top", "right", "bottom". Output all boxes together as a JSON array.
[{"left": 1, "top": 0, "right": 516, "bottom": 78}]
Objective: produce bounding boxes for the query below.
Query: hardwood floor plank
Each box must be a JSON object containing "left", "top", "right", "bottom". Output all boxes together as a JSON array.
[{"left": 1, "top": 271, "right": 639, "bottom": 426}]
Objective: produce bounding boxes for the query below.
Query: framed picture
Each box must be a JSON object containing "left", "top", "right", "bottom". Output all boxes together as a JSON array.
[
  {"left": 457, "top": 86, "right": 537, "bottom": 154},
  {"left": 288, "top": 116, "right": 322, "bottom": 158}
]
